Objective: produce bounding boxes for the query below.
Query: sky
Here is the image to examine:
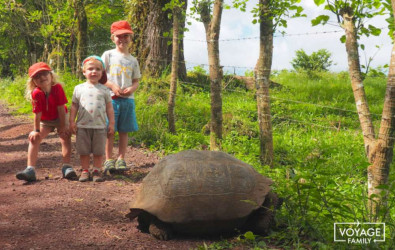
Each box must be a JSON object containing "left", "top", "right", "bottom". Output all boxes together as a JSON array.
[{"left": 183, "top": 0, "right": 393, "bottom": 75}]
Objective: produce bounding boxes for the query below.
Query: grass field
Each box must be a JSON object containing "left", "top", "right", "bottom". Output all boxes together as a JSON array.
[{"left": 1, "top": 70, "right": 393, "bottom": 249}]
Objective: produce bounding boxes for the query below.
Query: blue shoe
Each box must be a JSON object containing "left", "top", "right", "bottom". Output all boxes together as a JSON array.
[
  {"left": 16, "top": 167, "right": 37, "bottom": 182},
  {"left": 62, "top": 165, "right": 77, "bottom": 180}
]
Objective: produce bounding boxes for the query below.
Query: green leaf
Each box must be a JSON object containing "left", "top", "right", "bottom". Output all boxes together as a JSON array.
[
  {"left": 311, "top": 15, "right": 330, "bottom": 26},
  {"left": 340, "top": 35, "right": 346, "bottom": 43},
  {"left": 314, "top": 0, "right": 325, "bottom": 6},
  {"left": 243, "top": 231, "right": 256, "bottom": 241},
  {"left": 368, "top": 25, "right": 381, "bottom": 36},
  {"left": 360, "top": 44, "right": 365, "bottom": 50},
  {"left": 373, "top": 0, "right": 382, "bottom": 9}
]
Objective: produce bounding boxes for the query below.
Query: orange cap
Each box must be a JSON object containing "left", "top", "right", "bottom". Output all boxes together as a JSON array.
[
  {"left": 28, "top": 62, "right": 52, "bottom": 78},
  {"left": 111, "top": 20, "right": 133, "bottom": 35}
]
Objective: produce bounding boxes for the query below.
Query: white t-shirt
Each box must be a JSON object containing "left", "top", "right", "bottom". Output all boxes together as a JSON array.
[
  {"left": 101, "top": 49, "right": 141, "bottom": 99},
  {"left": 72, "top": 82, "right": 112, "bottom": 129}
]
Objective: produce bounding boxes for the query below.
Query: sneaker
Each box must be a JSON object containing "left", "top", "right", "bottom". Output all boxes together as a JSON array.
[
  {"left": 115, "top": 158, "right": 129, "bottom": 172},
  {"left": 62, "top": 165, "right": 77, "bottom": 180},
  {"left": 92, "top": 170, "right": 104, "bottom": 182},
  {"left": 103, "top": 159, "right": 116, "bottom": 174},
  {"left": 16, "top": 167, "right": 36, "bottom": 182},
  {"left": 79, "top": 170, "right": 90, "bottom": 182}
]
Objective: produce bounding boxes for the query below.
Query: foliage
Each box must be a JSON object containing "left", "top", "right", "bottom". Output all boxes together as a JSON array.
[
  {"left": 366, "top": 65, "right": 389, "bottom": 78},
  {"left": 0, "top": 0, "right": 124, "bottom": 78},
  {"left": 291, "top": 49, "right": 333, "bottom": 73},
  {"left": 311, "top": 0, "right": 387, "bottom": 43},
  {"left": 250, "top": 0, "right": 305, "bottom": 31},
  {"left": 1, "top": 67, "right": 394, "bottom": 250}
]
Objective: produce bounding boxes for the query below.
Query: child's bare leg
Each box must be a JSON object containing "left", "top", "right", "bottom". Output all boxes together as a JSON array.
[
  {"left": 80, "top": 155, "right": 90, "bottom": 171},
  {"left": 79, "top": 155, "right": 90, "bottom": 182},
  {"left": 118, "top": 132, "right": 128, "bottom": 159},
  {"left": 27, "top": 126, "right": 51, "bottom": 166},
  {"left": 92, "top": 155, "right": 104, "bottom": 182},
  {"left": 93, "top": 155, "right": 103, "bottom": 169},
  {"left": 106, "top": 133, "right": 115, "bottom": 160},
  {"left": 59, "top": 134, "right": 71, "bottom": 164}
]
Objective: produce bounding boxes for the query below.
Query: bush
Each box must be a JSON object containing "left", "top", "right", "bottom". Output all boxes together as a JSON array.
[{"left": 291, "top": 49, "right": 333, "bottom": 73}]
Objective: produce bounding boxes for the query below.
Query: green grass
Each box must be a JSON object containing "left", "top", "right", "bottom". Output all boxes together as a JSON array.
[{"left": 1, "top": 70, "right": 393, "bottom": 249}]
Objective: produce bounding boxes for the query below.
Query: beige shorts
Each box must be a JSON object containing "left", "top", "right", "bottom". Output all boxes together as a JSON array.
[
  {"left": 76, "top": 128, "right": 107, "bottom": 155},
  {"left": 40, "top": 113, "right": 70, "bottom": 132}
]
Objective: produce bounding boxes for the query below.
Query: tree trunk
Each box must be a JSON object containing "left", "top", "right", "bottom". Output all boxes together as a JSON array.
[
  {"left": 255, "top": 0, "right": 274, "bottom": 167},
  {"left": 168, "top": 6, "right": 181, "bottom": 134},
  {"left": 366, "top": 2, "right": 395, "bottom": 218},
  {"left": 342, "top": 7, "right": 395, "bottom": 218},
  {"left": 342, "top": 11, "right": 376, "bottom": 160},
  {"left": 128, "top": 0, "right": 187, "bottom": 79},
  {"left": 144, "top": 0, "right": 172, "bottom": 77},
  {"left": 177, "top": 1, "right": 188, "bottom": 81},
  {"left": 74, "top": 0, "right": 88, "bottom": 79},
  {"left": 200, "top": 0, "right": 223, "bottom": 150}
]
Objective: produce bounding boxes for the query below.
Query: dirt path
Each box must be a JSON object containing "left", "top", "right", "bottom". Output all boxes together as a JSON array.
[{"left": 0, "top": 102, "right": 208, "bottom": 249}]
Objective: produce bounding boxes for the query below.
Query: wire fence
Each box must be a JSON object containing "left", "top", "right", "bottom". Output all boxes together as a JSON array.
[
  {"left": 166, "top": 79, "right": 395, "bottom": 140},
  {"left": 46, "top": 29, "right": 392, "bottom": 138}
]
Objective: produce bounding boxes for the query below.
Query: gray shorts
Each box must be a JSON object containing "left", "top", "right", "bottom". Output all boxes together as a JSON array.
[
  {"left": 76, "top": 128, "right": 107, "bottom": 155},
  {"left": 41, "top": 113, "right": 70, "bottom": 132}
]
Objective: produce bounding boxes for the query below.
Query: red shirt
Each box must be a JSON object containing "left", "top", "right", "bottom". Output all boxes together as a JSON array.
[{"left": 31, "top": 83, "right": 68, "bottom": 121}]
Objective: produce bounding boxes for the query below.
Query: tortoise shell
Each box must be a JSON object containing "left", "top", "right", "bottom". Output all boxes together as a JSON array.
[{"left": 130, "top": 150, "right": 273, "bottom": 224}]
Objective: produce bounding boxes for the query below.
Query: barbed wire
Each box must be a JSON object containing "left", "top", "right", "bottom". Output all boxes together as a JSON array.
[
  {"left": 177, "top": 80, "right": 387, "bottom": 118},
  {"left": 173, "top": 81, "right": 395, "bottom": 139},
  {"left": 58, "top": 43, "right": 390, "bottom": 75}
]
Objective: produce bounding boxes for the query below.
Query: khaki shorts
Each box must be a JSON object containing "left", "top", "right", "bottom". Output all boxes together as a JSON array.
[
  {"left": 76, "top": 128, "right": 107, "bottom": 155},
  {"left": 40, "top": 113, "right": 70, "bottom": 132}
]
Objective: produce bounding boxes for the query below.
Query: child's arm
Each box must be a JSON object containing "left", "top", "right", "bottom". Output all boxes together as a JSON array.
[
  {"left": 28, "top": 112, "right": 42, "bottom": 143},
  {"left": 106, "top": 101, "right": 115, "bottom": 136},
  {"left": 69, "top": 102, "right": 79, "bottom": 135},
  {"left": 104, "top": 81, "right": 122, "bottom": 96},
  {"left": 120, "top": 79, "right": 139, "bottom": 97},
  {"left": 57, "top": 105, "right": 69, "bottom": 139}
]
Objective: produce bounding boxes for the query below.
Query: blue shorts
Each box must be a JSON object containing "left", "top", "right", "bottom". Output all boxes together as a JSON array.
[{"left": 111, "top": 98, "right": 138, "bottom": 133}]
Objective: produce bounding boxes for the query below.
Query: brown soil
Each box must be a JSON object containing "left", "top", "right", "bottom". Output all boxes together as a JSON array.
[{"left": 0, "top": 102, "right": 215, "bottom": 249}]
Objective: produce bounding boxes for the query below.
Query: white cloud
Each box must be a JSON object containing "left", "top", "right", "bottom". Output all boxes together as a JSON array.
[{"left": 184, "top": 0, "right": 392, "bottom": 75}]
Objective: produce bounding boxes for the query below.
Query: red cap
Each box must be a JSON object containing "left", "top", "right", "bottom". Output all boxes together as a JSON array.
[
  {"left": 111, "top": 20, "right": 133, "bottom": 35},
  {"left": 28, "top": 62, "right": 52, "bottom": 78}
]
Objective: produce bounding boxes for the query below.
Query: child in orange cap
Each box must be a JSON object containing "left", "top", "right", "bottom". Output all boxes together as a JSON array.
[
  {"left": 101, "top": 20, "right": 141, "bottom": 174},
  {"left": 16, "top": 62, "right": 76, "bottom": 182}
]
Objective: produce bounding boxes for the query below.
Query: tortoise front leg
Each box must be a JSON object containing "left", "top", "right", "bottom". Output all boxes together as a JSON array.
[
  {"left": 149, "top": 216, "right": 174, "bottom": 240},
  {"left": 246, "top": 191, "right": 280, "bottom": 235}
]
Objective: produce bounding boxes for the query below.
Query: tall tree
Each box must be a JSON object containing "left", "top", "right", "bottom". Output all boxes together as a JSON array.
[
  {"left": 192, "top": 0, "right": 224, "bottom": 150},
  {"left": 127, "top": 0, "right": 187, "bottom": 79},
  {"left": 165, "top": 0, "right": 185, "bottom": 134},
  {"left": 73, "top": 0, "right": 88, "bottom": 78},
  {"left": 312, "top": 0, "right": 391, "bottom": 218},
  {"left": 253, "top": 0, "right": 304, "bottom": 166},
  {"left": 0, "top": 0, "right": 46, "bottom": 75}
]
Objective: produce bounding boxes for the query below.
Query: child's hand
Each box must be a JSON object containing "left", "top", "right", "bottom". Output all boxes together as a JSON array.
[
  {"left": 121, "top": 87, "right": 133, "bottom": 97},
  {"left": 111, "top": 85, "right": 122, "bottom": 96},
  {"left": 58, "top": 127, "right": 71, "bottom": 139},
  {"left": 70, "top": 122, "right": 77, "bottom": 135},
  {"left": 29, "top": 131, "right": 41, "bottom": 144},
  {"left": 107, "top": 125, "right": 114, "bottom": 136}
]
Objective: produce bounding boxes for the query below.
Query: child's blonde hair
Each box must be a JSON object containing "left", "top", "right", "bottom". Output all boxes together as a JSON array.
[{"left": 25, "top": 72, "right": 62, "bottom": 100}]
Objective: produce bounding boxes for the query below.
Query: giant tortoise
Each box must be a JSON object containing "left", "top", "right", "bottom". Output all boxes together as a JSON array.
[{"left": 127, "top": 150, "right": 279, "bottom": 240}]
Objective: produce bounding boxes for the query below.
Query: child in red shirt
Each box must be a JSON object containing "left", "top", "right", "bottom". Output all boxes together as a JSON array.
[{"left": 16, "top": 62, "right": 77, "bottom": 182}]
